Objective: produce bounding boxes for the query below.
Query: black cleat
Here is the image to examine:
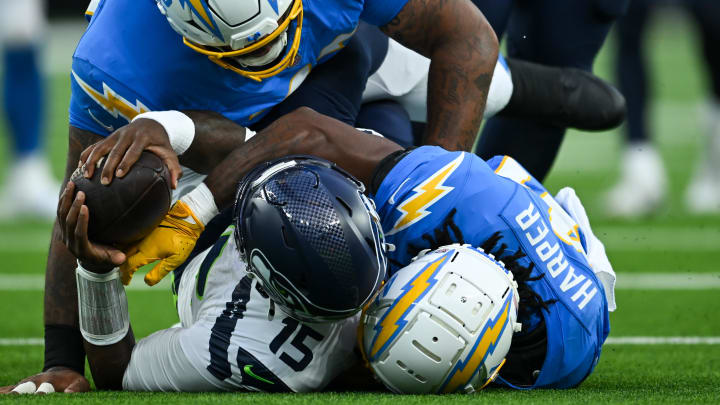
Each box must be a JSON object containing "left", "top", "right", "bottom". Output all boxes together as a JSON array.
[{"left": 499, "top": 58, "right": 627, "bottom": 131}]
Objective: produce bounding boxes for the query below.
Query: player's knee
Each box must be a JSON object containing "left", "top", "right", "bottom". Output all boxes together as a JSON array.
[{"left": 336, "top": 38, "right": 375, "bottom": 79}]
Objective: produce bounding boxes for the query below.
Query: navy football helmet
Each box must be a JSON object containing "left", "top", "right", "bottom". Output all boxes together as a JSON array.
[{"left": 234, "top": 156, "right": 387, "bottom": 322}]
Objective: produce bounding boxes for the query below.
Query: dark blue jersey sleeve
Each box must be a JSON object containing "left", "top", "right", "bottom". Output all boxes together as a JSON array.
[{"left": 360, "top": 0, "right": 410, "bottom": 26}]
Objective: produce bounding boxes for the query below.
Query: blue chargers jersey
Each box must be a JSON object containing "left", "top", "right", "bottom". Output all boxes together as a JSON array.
[
  {"left": 372, "top": 146, "right": 610, "bottom": 389},
  {"left": 70, "top": 0, "right": 408, "bottom": 136}
]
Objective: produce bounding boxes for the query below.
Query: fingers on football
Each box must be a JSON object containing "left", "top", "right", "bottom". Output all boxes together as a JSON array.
[
  {"left": 115, "top": 141, "right": 146, "bottom": 179},
  {"left": 57, "top": 182, "right": 75, "bottom": 229},
  {"left": 146, "top": 145, "right": 182, "bottom": 189},
  {"left": 77, "top": 205, "right": 126, "bottom": 266},
  {"left": 63, "top": 191, "right": 85, "bottom": 251},
  {"left": 79, "top": 140, "right": 99, "bottom": 167},
  {"left": 100, "top": 135, "right": 133, "bottom": 185},
  {"left": 82, "top": 138, "right": 116, "bottom": 179}
]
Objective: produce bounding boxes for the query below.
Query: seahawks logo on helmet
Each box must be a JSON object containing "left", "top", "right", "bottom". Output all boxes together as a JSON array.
[{"left": 234, "top": 156, "right": 388, "bottom": 323}]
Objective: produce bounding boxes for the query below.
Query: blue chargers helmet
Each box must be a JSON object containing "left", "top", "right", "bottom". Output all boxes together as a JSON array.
[{"left": 233, "top": 156, "right": 387, "bottom": 322}]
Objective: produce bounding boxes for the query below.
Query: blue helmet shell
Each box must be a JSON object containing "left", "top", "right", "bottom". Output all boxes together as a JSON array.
[{"left": 234, "top": 156, "right": 387, "bottom": 322}]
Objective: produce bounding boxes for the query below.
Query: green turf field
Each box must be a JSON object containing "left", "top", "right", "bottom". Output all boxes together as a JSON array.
[{"left": 1, "top": 10, "right": 719, "bottom": 404}]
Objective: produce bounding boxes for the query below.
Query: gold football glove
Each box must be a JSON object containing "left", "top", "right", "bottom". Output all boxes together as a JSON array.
[{"left": 120, "top": 201, "right": 204, "bottom": 286}]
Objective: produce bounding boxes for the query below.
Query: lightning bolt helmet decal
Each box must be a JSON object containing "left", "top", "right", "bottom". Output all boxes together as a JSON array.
[
  {"left": 439, "top": 292, "right": 514, "bottom": 393},
  {"left": 368, "top": 251, "right": 452, "bottom": 361}
]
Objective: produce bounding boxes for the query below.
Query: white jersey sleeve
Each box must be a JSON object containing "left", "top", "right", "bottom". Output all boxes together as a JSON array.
[
  {"left": 124, "top": 225, "right": 359, "bottom": 392},
  {"left": 362, "top": 38, "right": 512, "bottom": 121}
]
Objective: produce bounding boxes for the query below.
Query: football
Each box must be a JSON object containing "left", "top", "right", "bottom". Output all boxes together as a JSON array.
[{"left": 70, "top": 151, "right": 172, "bottom": 247}]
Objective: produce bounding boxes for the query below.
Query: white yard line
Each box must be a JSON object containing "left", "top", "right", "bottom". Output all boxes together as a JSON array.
[
  {"left": 0, "top": 273, "right": 717, "bottom": 291},
  {"left": 0, "top": 231, "right": 51, "bottom": 253},
  {"left": 0, "top": 274, "right": 171, "bottom": 291},
  {"left": 3, "top": 336, "right": 719, "bottom": 346},
  {"left": 0, "top": 338, "right": 43, "bottom": 346},
  {"left": 617, "top": 273, "right": 720, "bottom": 290},
  {"left": 3, "top": 226, "right": 720, "bottom": 254},
  {"left": 605, "top": 336, "right": 720, "bottom": 345},
  {"left": 593, "top": 227, "right": 720, "bottom": 252}
]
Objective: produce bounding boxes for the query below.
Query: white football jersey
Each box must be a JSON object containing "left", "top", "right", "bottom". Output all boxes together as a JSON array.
[{"left": 123, "top": 226, "right": 359, "bottom": 392}]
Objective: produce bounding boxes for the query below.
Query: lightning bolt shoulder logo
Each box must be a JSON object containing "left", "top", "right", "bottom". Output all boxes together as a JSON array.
[
  {"left": 387, "top": 154, "right": 465, "bottom": 236},
  {"left": 439, "top": 292, "right": 513, "bottom": 393},
  {"left": 368, "top": 251, "right": 452, "bottom": 361},
  {"left": 72, "top": 71, "right": 149, "bottom": 123}
]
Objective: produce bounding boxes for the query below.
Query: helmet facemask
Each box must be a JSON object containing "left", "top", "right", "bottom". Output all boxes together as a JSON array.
[
  {"left": 233, "top": 29, "right": 289, "bottom": 68},
  {"left": 158, "top": 0, "right": 303, "bottom": 82}
]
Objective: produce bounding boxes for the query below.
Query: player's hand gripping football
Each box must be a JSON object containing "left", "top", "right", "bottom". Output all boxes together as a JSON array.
[
  {"left": 80, "top": 118, "right": 182, "bottom": 188},
  {"left": 58, "top": 181, "right": 126, "bottom": 270},
  {"left": 0, "top": 367, "right": 90, "bottom": 394},
  {"left": 120, "top": 200, "right": 204, "bottom": 286}
]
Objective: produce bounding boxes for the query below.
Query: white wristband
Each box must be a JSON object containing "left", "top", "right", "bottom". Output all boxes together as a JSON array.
[
  {"left": 180, "top": 182, "right": 219, "bottom": 226},
  {"left": 244, "top": 128, "right": 257, "bottom": 141},
  {"left": 133, "top": 110, "right": 195, "bottom": 155}
]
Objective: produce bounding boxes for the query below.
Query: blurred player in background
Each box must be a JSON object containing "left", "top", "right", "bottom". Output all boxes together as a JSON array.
[
  {"left": 605, "top": 0, "right": 720, "bottom": 217},
  {"left": 471, "top": 0, "right": 630, "bottom": 181},
  {"left": 0, "top": 0, "right": 59, "bottom": 220},
  {"left": 359, "top": 30, "right": 627, "bottom": 148}
]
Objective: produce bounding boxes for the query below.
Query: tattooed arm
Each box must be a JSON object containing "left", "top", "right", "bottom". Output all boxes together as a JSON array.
[{"left": 381, "top": 0, "right": 498, "bottom": 151}]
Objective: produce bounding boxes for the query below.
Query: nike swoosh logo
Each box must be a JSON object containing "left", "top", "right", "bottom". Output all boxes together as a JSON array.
[
  {"left": 243, "top": 365, "right": 274, "bottom": 384},
  {"left": 87, "top": 108, "right": 115, "bottom": 132},
  {"left": 388, "top": 178, "right": 410, "bottom": 205}
]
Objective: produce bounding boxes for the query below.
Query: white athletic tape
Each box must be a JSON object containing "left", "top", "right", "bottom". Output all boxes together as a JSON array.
[
  {"left": 11, "top": 381, "right": 36, "bottom": 394},
  {"left": 35, "top": 382, "right": 55, "bottom": 394}
]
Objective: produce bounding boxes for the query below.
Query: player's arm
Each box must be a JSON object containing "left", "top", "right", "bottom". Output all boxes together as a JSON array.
[
  {"left": 80, "top": 111, "right": 251, "bottom": 187},
  {"left": 380, "top": 0, "right": 498, "bottom": 151},
  {"left": 204, "top": 107, "right": 402, "bottom": 210},
  {"left": 55, "top": 178, "right": 136, "bottom": 390},
  {"left": 118, "top": 108, "right": 401, "bottom": 286}
]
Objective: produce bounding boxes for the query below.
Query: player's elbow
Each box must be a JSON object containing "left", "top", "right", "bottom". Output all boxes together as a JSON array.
[
  {"left": 435, "top": 2, "right": 498, "bottom": 61},
  {"left": 280, "top": 107, "right": 336, "bottom": 153}
]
